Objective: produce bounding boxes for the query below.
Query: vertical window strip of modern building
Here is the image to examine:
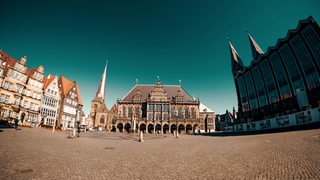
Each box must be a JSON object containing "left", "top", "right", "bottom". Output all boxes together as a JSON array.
[
  {"left": 237, "top": 76, "right": 249, "bottom": 112},
  {"left": 259, "top": 60, "right": 279, "bottom": 104},
  {"left": 244, "top": 72, "right": 258, "bottom": 110},
  {"left": 252, "top": 66, "right": 268, "bottom": 107},
  {"left": 290, "top": 35, "right": 320, "bottom": 90},
  {"left": 269, "top": 52, "right": 292, "bottom": 100},
  {"left": 278, "top": 44, "right": 305, "bottom": 94},
  {"left": 301, "top": 25, "right": 320, "bottom": 70}
]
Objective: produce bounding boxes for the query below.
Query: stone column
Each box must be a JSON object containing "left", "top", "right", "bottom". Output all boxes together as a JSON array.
[
  {"left": 139, "top": 131, "right": 144, "bottom": 142},
  {"left": 52, "top": 120, "right": 56, "bottom": 133}
]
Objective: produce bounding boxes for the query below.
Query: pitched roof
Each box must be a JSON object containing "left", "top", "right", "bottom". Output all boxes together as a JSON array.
[
  {"left": 122, "top": 84, "right": 195, "bottom": 102},
  {"left": 75, "top": 83, "right": 83, "bottom": 105},
  {"left": 228, "top": 40, "right": 244, "bottom": 76},
  {"left": 43, "top": 74, "right": 55, "bottom": 89},
  {"left": 59, "top": 75, "right": 74, "bottom": 96},
  {"left": 59, "top": 76, "right": 83, "bottom": 105},
  {"left": 248, "top": 33, "right": 264, "bottom": 61},
  {"left": 0, "top": 50, "right": 17, "bottom": 68},
  {"left": 26, "top": 68, "right": 36, "bottom": 77},
  {"left": 199, "top": 103, "right": 214, "bottom": 113}
]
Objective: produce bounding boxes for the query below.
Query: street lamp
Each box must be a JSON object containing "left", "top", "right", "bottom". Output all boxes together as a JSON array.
[
  {"left": 176, "top": 106, "right": 179, "bottom": 138},
  {"left": 203, "top": 108, "right": 208, "bottom": 133}
]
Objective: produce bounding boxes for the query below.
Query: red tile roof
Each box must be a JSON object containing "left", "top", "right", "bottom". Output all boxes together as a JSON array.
[
  {"left": 59, "top": 76, "right": 83, "bottom": 105},
  {"left": 43, "top": 74, "right": 55, "bottom": 89},
  {"left": 0, "top": 50, "right": 17, "bottom": 68},
  {"left": 26, "top": 69, "right": 36, "bottom": 77},
  {"left": 75, "top": 83, "right": 83, "bottom": 106},
  {"left": 59, "top": 75, "right": 74, "bottom": 96}
]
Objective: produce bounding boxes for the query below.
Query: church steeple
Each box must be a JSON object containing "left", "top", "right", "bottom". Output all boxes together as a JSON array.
[
  {"left": 248, "top": 33, "right": 264, "bottom": 61},
  {"left": 93, "top": 61, "right": 108, "bottom": 102},
  {"left": 228, "top": 39, "right": 244, "bottom": 77}
]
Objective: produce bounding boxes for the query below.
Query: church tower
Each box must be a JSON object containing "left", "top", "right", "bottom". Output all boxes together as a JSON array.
[
  {"left": 228, "top": 39, "right": 244, "bottom": 77},
  {"left": 90, "top": 62, "right": 109, "bottom": 128}
]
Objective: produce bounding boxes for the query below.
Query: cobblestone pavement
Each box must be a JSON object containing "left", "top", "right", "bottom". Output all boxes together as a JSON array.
[{"left": 0, "top": 127, "right": 319, "bottom": 180}]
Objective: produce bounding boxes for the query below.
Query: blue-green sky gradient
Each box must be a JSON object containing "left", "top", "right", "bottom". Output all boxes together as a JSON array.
[{"left": 1, "top": 0, "right": 319, "bottom": 115}]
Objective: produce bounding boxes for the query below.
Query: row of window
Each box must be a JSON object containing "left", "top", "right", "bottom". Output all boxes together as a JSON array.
[
  {"left": 65, "top": 98, "right": 77, "bottom": 106},
  {"left": 40, "top": 107, "right": 57, "bottom": 118},
  {"left": 147, "top": 104, "right": 169, "bottom": 112},
  {"left": 2, "top": 81, "right": 42, "bottom": 100},
  {"left": 47, "top": 88, "right": 58, "bottom": 96},
  {"left": 29, "top": 78, "right": 43, "bottom": 89},
  {"left": 237, "top": 25, "right": 320, "bottom": 112},
  {"left": 0, "top": 94, "right": 40, "bottom": 111},
  {"left": 63, "top": 105, "right": 77, "bottom": 115},
  {"left": 43, "top": 118, "right": 56, "bottom": 125},
  {"left": 9, "top": 70, "right": 25, "bottom": 82},
  {"left": 43, "top": 96, "right": 59, "bottom": 107},
  {"left": 0, "top": 109, "right": 41, "bottom": 123},
  {"left": 61, "top": 115, "right": 76, "bottom": 122},
  {"left": 147, "top": 113, "right": 169, "bottom": 121}
]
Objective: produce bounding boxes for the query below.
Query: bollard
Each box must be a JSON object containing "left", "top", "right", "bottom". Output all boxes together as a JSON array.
[
  {"left": 176, "top": 130, "right": 179, "bottom": 138},
  {"left": 139, "top": 131, "right": 144, "bottom": 142}
]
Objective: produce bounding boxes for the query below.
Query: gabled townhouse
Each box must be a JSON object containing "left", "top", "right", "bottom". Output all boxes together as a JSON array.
[
  {"left": 40, "top": 74, "right": 60, "bottom": 126},
  {"left": 58, "top": 76, "right": 83, "bottom": 129}
]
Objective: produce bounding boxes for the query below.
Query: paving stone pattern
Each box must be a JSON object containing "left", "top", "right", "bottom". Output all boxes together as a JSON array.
[{"left": 0, "top": 127, "right": 319, "bottom": 179}]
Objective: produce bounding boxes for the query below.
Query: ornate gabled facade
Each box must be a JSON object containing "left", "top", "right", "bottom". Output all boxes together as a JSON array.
[
  {"left": 229, "top": 16, "right": 320, "bottom": 123},
  {"left": 0, "top": 51, "right": 45, "bottom": 126},
  {"left": 199, "top": 103, "right": 215, "bottom": 132},
  {"left": 89, "top": 63, "right": 116, "bottom": 130},
  {"left": 40, "top": 74, "right": 60, "bottom": 126},
  {"left": 116, "top": 80, "right": 200, "bottom": 134},
  {"left": 24, "top": 66, "right": 44, "bottom": 125},
  {"left": 0, "top": 52, "right": 29, "bottom": 121},
  {"left": 58, "top": 76, "right": 83, "bottom": 129}
]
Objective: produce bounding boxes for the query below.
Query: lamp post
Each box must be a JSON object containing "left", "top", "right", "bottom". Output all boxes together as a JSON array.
[
  {"left": 176, "top": 107, "right": 179, "bottom": 138},
  {"left": 203, "top": 108, "right": 208, "bottom": 133}
]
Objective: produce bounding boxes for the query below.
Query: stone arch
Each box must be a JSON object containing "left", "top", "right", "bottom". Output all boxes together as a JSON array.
[
  {"left": 178, "top": 124, "right": 185, "bottom": 134},
  {"left": 124, "top": 123, "right": 131, "bottom": 133},
  {"left": 193, "top": 124, "right": 199, "bottom": 133},
  {"left": 100, "top": 115, "right": 105, "bottom": 124},
  {"left": 147, "top": 124, "right": 154, "bottom": 134},
  {"left": 117, "top": 123, "right": 123, "bottom": 133},
  {"left": 186, "top": 124, "right": 192, "bottom": 134},
  {"left": 170, "top": 124, "right": 177, "bottom": 134},
  {"left": 155, "top": 124, "right": 161, "bottom": 134},
  {"left": 111, "top": 125, "right": 116, "bottom": 132},
  {"left": 139, "top": 123, "right": 146, "bottom": 133},
  {"left": 163, "top": 124, "right": 169, "bottom": 134}
]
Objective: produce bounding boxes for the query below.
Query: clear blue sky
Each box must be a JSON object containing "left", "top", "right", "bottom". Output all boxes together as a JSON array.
[{"left": 1, "top": 0, "right": 319, "bottom": 115}]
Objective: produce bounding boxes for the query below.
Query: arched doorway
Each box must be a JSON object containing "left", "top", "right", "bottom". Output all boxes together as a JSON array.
[
  {"left": 186, "top": 124, "right": 192, "bottom": 134},
  {"left": 124, "top": 123, "right": 131, "bottom": 133},
  {"left": 20, "top": 113, "right": 26, "bottom": 122},
  {"left": 178, "top": 124, "right": 185, "bottom": 133},
  {"left": 155, "top": 124, "right": 161, "bottom": 134},
  {"left": 193, "top": 124, "right": 199, "bottom": 133},
  {"left": 111, "top": 125, "right": 116, "bottom": 132},
  {"left": 163, "top": 124, "right": 169, "bottom": 134},
  {"left": 147, "top": 124, "right": 154, "bottom": 134},
  {"left": 117, "top": 123, "right": 123, "bottom": 133},
  {"left": 139, "top": 123, "right": 146, "bottom": 133},
  {"left": 100, "top": 115, "right": 105, "bottom": 124},
  {"left": 170, "top": 124, "right": 177, "bottom": 134}
]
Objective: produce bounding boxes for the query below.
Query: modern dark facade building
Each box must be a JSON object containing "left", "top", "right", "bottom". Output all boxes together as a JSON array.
[{"left": 229, "top": 16, "right": 320, "bottom": 124}]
